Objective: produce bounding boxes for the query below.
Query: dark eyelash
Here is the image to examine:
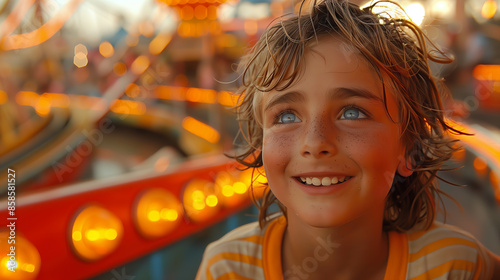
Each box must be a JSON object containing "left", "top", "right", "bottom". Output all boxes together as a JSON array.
[
  {"left": 273, "top": 109, "right": 295, "bottom": 124},
  {"left": 341, "top": 105, "right": 370, "bottom": 119}
]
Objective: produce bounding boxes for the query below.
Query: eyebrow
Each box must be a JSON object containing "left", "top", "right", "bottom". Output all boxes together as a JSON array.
[
  {"left": 264, "top": 91, "right": 305, "bottom": 112},
  {"left": 264, "top": 87, "right": 383, "bottom": 112},
  {"left": 330, "top": 87, "right": 384, "bottom": 103}
]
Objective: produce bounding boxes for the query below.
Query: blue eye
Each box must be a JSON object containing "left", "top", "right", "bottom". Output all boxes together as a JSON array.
[
  {"left": 341, "top": 108, "right": 366, "bottom": 120},
  {"left": 278, "top": 112, "right": 301, "bottom": 123}
]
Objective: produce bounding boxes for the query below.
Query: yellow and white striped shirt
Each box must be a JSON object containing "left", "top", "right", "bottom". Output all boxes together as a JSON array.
[{"left": 196, "top": 216, "right": 494, "bottom": 279}]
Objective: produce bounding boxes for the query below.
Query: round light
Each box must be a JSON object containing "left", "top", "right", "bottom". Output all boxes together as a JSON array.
[
  {"left": 99, "top": 41, "right": 114, "bottom": 58},
  {"left": 214, "top": 170, "right": 253, "bottom": 207},
  {"left": 222, "top": 184, "right": 234, "bottom": 197},
  {"left": 473, "top": 157, "right": 488, "bottom": 177},
  {"left": 233, "top": 182, "right": 248, "bottom": 194},
  {"left": 430, "top": 0, "right": 453, "bottom": 19},
  {"left": 205, "top": 195, "right": 218, "bottom": 207},
  {"left": 194, "top": 5, "right": 208, "bottom": 20},
  {"left": 181, "top": 6, "right": 194, "bottom": 20},
  {"left": 183, "top": 179, "right": 220, "bottom": 222},
  {"left": 162, "top": 209, "right": 179, "bottom": 221},
  {"left": 113, "top": 62, "right": 127, "bottom": 76},
  {"left": 0, "top": 231, "right": 41, "bottom": 279},
  {"left": 481, "top": 0, "right": 497, "bottom": 19},
  {"left": 125, "top": 83, "right": 141, "bottom": 98},
  {"left": 70, "top": 205, "right": 124, "bottom": 261},
  {"left": 74, "top": 52, "right": 88, "bottom": 68},
  {"left": 74, "top": 43, "right": 88, "bottom": 55},
  {"left": 134, "top": 188, "right": 183, "bottom": 239},
  {"left": 405, "top": 3, "right": 426, "bottom": 26},
  {"left": 238, "top": 168, "right": 267, "bottom": 198}
]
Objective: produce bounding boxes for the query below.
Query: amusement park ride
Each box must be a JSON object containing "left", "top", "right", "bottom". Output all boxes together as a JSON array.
[
  {"left": 0, "top": 0, "right": 500, "bottom": 279},
  {"left": 0, "top": 0, "right": 267, "bottom": 278}
]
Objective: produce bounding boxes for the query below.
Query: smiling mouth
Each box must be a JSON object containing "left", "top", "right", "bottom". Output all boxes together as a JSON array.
[{"left": 296, "top": 176, "right": 353, "bottom": 187}]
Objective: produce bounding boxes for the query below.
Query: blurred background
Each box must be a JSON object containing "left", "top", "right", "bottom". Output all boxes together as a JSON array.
[{"left": 0, "top": 0, "right": 499, "bottom": 279}]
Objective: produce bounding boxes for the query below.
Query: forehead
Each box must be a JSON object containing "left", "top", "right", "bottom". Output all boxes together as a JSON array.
[
  {"left": 306, "top": 36, "right": 361, "bottom": 68},
  {"left": 304, "top": 36, "right": 383, "bottom": 83},
  {"left": 259, "top": 36, "right": 384, "bottom": 98},
  {"left": 255, "top": 36, "right": 400, "bottom": 120}
]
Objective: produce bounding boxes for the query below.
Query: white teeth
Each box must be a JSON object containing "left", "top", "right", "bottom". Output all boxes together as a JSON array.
[
  {"left": 299, "top": 176, "right": 351, "bottom": 186},
  {"left": 321, "top": 177, "right": 331, "bottom": 185},
  {"left": 312, "top": 178, "right": 321, "bottom": 186}
]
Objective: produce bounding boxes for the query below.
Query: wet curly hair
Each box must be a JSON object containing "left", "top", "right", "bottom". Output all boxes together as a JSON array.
[{"left": 230, "top": 0, "right": 465, "bottom": 232}]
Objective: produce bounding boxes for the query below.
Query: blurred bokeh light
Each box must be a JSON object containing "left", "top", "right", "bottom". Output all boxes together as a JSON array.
[{"left": 0, "top": 0, "right": 500, "bottom": 279}]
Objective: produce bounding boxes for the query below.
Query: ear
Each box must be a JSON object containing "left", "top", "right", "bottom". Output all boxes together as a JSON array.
[{"left": 397, "top": 156, "right": 413, "bottom": 177}]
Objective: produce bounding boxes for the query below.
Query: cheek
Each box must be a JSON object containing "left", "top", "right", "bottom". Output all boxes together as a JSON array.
[
  {"left": 340, "top": 131, "right": 398, "bottom": 199},
  {"left": 262, "top": 132, "right": 297, "bottom": 206},
  {"left": 342, "top": 127, "right": 402, "bottom": 175},
  {"left": 262, "top": 132, "right": 293, "bottom": 170}
]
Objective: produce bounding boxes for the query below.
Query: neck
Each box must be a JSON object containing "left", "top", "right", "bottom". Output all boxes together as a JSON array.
[{"left": 282, "top": 210, "right": 389, "bottom": 280}]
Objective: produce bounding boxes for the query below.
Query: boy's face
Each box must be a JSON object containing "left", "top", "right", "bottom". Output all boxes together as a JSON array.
[{"left": 261, "top": 37, "right": 406, "bottom": 228}]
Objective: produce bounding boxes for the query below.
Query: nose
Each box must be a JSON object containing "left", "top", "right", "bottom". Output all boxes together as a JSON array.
[{"left": 300, "top": 116, "right": 337, "bottom": 158}]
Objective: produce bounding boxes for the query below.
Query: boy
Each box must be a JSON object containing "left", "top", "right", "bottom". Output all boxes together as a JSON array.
[{"left": 196, "top": 0, "right": 500, "bottom": 279}]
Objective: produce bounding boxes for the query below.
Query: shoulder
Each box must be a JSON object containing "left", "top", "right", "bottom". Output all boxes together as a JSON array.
[
  {"left": 205, "top": 220, "right": 266, "bottom": 257},
  {"left": 405, "top": 221, "right": 494, "bottom": 280},
  {"left": 195, "top": 220, "right": 269, "bottom": 280}
]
